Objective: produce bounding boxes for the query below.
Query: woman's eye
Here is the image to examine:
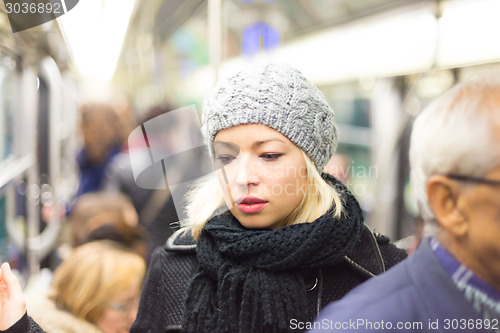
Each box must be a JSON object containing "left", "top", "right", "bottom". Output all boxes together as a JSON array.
[
  {"left": 216, "top": 155, "right": 236, "bottom": 165},
  {"left": 261, "top": 153, "right": 282, "bottom": 161}
]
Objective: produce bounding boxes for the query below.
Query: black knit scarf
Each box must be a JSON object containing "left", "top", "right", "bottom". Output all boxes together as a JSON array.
[{"left": 183, "top": 174, "right": 364, "bottom": 333}]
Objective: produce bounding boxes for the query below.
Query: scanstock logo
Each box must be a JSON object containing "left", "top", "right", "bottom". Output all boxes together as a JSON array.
[{"left": 4, "top": 0, "right": 79, "bottom": 33}]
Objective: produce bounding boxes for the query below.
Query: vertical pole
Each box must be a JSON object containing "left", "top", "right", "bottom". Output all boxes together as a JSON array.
[
  {"left": 19, "top": 66, "right": 40, "bottom": 276},
  {"left": 208, "top": 0, "right": 222, "bottom": 82}
]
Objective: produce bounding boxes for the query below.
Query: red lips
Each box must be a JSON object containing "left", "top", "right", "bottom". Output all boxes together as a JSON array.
[
  {"left": 237, "top": 196, "right": 268, "bottom": 204},
  {"left": 236, "top": 197, "right": 268, "bottom": 213}
]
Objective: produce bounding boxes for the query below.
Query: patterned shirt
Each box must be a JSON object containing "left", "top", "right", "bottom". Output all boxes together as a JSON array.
[{"left": 431, "top": 237, "right": 500, "bottom": 331}]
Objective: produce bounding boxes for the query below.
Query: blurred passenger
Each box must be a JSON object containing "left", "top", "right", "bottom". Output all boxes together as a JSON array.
[
  {"left": 323, "top": 153, "right": 350, "bottom": 185},
  {"left": 311, "top": 75, "right": 500, "bottom": 332},
  {"left": 64, "top": 192, "right": 148, "bottom": 261},
  {"left": 85, "top": 222, "right": 149, "bottom": 262},
  {"left": 394, "top": 215, "right": 426, "bottom": 255},
  {"left": 0, "top": 241, "right": 145, "bottom": 333},
  {"left": 68, "top": 192, "right": 139, "bottom": 248},
  {"left": 67, "top": 103, "right": 124, "bottom": 214},
  {"left": 129, "top": 63, "right": 406, "bottom": 333},
  {"left": 109, "top": 94, "right": 136, "bottom": 151},
  {"left": 104, "top": 104, "right": 182, "bottom": 250}
]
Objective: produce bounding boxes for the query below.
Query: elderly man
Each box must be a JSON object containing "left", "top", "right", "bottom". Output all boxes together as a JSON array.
[{"left": 309, "top": 77, "right": 500, "bottom": 333}]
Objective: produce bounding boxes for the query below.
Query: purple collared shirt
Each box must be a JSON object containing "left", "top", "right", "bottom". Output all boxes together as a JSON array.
[{"left": 431, "top": 237, "right": 500, "bottom": 324}]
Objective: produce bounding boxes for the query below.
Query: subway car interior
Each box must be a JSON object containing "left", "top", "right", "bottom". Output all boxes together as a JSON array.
[{"left": 1, "top": 0, "right": 500, "bottom": 281}]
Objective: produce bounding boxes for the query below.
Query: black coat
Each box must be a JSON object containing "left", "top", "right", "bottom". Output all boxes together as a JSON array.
[{"left": 131, "top": 225, "right": 407, "bottom": 332}]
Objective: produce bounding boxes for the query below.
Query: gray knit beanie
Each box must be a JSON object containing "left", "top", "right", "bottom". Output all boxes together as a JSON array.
[{"left": 201, "top": 63, "right": 338, "bottom": 172}]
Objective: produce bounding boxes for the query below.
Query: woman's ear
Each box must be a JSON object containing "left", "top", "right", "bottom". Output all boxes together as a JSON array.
[{"left": 426, "top": 174, "right": 469, "bottom": 237}]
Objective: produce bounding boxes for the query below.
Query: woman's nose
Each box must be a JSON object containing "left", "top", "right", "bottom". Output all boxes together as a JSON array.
[{"left": 234, "top": 155, "right": 260, "bottom": 187}]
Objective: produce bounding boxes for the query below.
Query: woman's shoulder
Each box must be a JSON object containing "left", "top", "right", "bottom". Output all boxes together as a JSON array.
[
  {"left": 318, "top": 225, "right": 407, "bottom": 307},
  {"left": 148, "top": 228, "right": 198, "bottom": 277},
  {"left": 143, "top": 228, "right": 198, "bottom": 300},
  {"left": 133, "top": 229, "right": 198, "bottom": 332},
  {"left": 26, "top": 296, "right": 101, "bottom": 333},
  {"left": 375, "top": 233, "right": 409, "bottom": 271},
  {"left": 343, "top": 224, "right": 407, "bottom": 277}
]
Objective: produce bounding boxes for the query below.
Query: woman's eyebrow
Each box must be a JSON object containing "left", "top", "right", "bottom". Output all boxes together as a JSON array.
[
  {"left": 214, "top": 139, "right": 284, "bottom": 148},
  {"left": 253, "top": 139, "right": 285, "bottom": 147},
  {"left": 213, "top": 141, "right": 240, "bottom": 153},
  {"left": 213, "top": 141, "right": 235, "bottom": 148}
]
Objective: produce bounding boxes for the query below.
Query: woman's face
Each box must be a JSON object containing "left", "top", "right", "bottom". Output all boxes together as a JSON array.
[
  {"left": 96, "top": 279, "right": 141, "bottom": 333},
  {"left": 214, "top": 124, "right": 307, "bottom": 229}
]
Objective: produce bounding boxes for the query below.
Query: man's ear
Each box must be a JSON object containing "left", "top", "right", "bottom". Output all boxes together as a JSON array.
[{"left": 427, "top": 175, "right": 468, "bottom": 237}]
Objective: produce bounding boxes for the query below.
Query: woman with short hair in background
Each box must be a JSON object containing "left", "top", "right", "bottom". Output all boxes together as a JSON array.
[{"left": 0, "top": 241, "right": 145, "bottom": 333}]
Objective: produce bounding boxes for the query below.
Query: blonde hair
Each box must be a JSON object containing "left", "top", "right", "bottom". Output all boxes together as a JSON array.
[
  {"left": 50, "top": 241, "right": 146, "bottom": 324},
  {"left": 183, "top": 151, "right": 343, "bottom": 239}
]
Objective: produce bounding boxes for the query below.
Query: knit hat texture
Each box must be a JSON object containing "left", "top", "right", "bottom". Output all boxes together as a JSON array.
[{"left": 201, "top": 63, "right": 338, "bottom": 171}]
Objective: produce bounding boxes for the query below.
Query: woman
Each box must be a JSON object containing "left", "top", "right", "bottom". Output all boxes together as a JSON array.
[
  {"left": 131, "top": 64, "right": 407, "bottom": 333},
  {"left": 0, "top": 64, "right": 406, "bottom": 332},
  {"left": 0, "top": 241, "right": 145, "bottom": 333}
]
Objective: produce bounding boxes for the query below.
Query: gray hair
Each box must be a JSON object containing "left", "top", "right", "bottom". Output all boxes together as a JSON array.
[{"left": 410, "top": 75, "right": 500, "bottom": 223}]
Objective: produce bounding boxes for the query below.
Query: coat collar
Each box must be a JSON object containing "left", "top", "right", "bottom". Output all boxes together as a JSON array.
[
  {"left": 166, "top": 224, "right": 386, "bottom": 279},
  {"left": 165, "top": 227, "right": 196, "bottom": 252},
  {"left": 343, "top": 224, "right": 385, "bottom": 277}
]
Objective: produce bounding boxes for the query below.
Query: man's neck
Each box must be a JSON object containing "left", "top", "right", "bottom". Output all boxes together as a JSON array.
[{"left": 437, "top": 232, "right": 500, "bottom": 291}]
